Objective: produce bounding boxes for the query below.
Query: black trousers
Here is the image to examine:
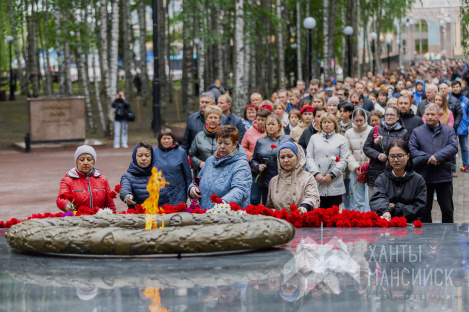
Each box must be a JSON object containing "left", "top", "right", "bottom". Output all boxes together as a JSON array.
[
  {"left": 260, "top": 187, "right": 269, "bottom": 205},
  {"left": 422, "top": 182, "right": 454, "bottom": 223},
  {"left": 320, "top": 195, "right": 342, "bottom": 209}
]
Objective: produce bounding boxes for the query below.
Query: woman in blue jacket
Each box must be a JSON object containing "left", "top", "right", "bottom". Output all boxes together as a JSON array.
[
  {"left": 154, "top": 128, "right": 192, "bottom": 205},
  {"left": 120, "top": 141, "right": 169, "bottom": 208}
]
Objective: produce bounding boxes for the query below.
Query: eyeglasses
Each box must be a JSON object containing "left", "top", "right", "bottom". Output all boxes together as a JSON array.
[
  {"left": 385, "top": 113, "right": 397, "bottom": 117},
  {"left": 389, "top": 154, "right": 406, "bottom": 161}
]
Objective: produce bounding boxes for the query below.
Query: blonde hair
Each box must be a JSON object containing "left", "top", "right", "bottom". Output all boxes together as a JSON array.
[
  {"left": 435, "top": 92, "right": 450, "bottom": 125},
  {"left": 386, "top": 98, "right": 398, "bottom": 107},
  {"left": 272, "top": 102, "right": 286, "bottom": 111},
  {"left": 288, "top": 109, "right": 301, "bottom": 121},
  {"left": 262, "top": 114, "right": 285, "bottom": 138},
  {"left": 400, "top": 90, "right": 413, "bottom": 100},
  {"left": 318, "top": 113, "right": 339, "bottom": 134},
  {"left": 204, "top": 105, "right": 223, "bottom": 120},
  {"left": 219, "top": 94, "right": 232, "bottom": 103},
  {"left": 313, "top": 94, "right": 327, "bottom": 107}
]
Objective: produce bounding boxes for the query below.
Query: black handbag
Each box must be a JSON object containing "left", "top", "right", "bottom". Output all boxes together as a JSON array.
[{"left": 126, "top": 108, "right": 136, "bottom": 122}]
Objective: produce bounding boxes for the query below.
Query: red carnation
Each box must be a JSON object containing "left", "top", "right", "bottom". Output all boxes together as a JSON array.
[
  {"left": 290, "top": 204, "right": 298, "bottom": 212},
  {"left": 210, "top": 194, "right": 220, "bottom": 204},
  {"left": 270, "top": 145, "right": 277, "bottom": 149},
  {"left": 335, "top": 156, "right": 340, "bottom": 162},
  {"left": 135, "top": 204, "right": 146, "bottom": 214},
  {"left": 461, "top": 167, "right": 467, "bottom": 172},
  {"left": 177, "top": 203, "right": 187, "bottom": 211},
  {"left": 114, "top": 185, "right": 122, "bottom": 193},
  {"left": 109, "top": 191, "right": 117, "bottom": 199},
  {"left": 413, "top": 220, "right": 422, "bottom": 228}
]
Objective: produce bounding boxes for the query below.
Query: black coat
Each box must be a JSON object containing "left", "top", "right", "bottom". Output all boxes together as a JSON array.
[
  {"left": 225, "top": 112, "right": 246, "bottom": 142},
  {"left": 416, "top": 99, "right": 430, "bottom": 118},
  {"left": 111, "top": 99, "right": 130, "bottom": 121},
  {"left": 400, "top": 110, "right": 424, "bottom": 135},
  {"left": 360, "top": 95, "right": 375, "bottom": 112},
  {"left": 298, "top": 122, "right": 318, "bottom": 152},
  {"left": 363, "top": 121, "right": 409, "bottom": 186},
  {"left": 370, "top": 170, "right": 427, "bottom": 222},
  {"left": 447, "top": 94, "right": 463, "bottom": 131}
]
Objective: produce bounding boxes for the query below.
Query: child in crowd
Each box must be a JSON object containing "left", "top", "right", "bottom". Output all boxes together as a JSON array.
[
  {"left": 369, "top": 110, "right": 382, "bottom": 127},
  {"left": 284, "top": 109, "right": 301, "bottom": 135}
]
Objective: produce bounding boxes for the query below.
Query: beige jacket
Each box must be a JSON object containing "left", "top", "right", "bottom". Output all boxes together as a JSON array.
[
  {"left": 267, "top": 142, "right": 320, "bottom": 211},
  {"left": 290, "top": 121, "right": 309, "bottom": 142},
  {"left": 344, "top": 124, "right": 373, "bottom": 172}
]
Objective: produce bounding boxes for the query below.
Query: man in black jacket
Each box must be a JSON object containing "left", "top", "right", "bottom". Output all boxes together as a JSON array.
[
  {"left": 398, "top": 94, "right": 424, "bottom": 135},
  {"left": 439, "top": 82, "right": 463, "bottom": 132},
  {"left": 217, "top": 94, "right": 246, "bottom": 141}
]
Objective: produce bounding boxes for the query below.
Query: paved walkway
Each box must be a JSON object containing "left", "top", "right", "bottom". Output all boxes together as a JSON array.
[{"left": 0, "top": 147, "right": 467, "bottom": 222}]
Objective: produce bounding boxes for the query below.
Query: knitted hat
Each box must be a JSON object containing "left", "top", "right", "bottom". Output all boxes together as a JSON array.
[
  {"left": 74, "top": 145, "right": 97, "bottom": 164},
  {"left": 278, "top": 142, "right": 298, "bottom": 156},
  {"left": 327, "top": 96, "right": 340, "bottom": 106},
  {"left": 299, "top": 105, "right": 314, "bottom": 114}
]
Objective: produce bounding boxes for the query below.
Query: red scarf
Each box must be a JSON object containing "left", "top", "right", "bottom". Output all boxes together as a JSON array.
[{"left": 205, "top": 124, "right": 218, "bottom": 133}]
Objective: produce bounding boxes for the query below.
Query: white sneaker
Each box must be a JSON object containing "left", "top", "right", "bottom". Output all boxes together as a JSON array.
[
  {"left": 122, "top": 144, "right": 129, "bottom": 148},
  {"left": 433, "top": 191, "right": 437, "bottom": 201},
  {"left": 113, "top": 145, "right": 120, "bottom": 149}
]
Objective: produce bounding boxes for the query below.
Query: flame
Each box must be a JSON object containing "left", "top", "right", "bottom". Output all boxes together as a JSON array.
[
  {"left": 143, "top": 167, "right": 169, "bottom": 230},
  {"left": 143, "top": 287, "right": 170, "bottom": 312}
]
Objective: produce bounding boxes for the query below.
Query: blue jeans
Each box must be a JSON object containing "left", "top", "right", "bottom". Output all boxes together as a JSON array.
[
  {"left": 459, "top": 135, "right": 469, "bottom": 167},
  {"left": 349, "top": 172, "right": 370, "bottom": 212},
  {"left": 250, "top": 172, "right": 261, "bottom": 205},
  {"left": 343, "top": 178, "right": 354, "bottom": 210},
  {"left": 114, "top": 120, "right": 128, "bottom": 148}
]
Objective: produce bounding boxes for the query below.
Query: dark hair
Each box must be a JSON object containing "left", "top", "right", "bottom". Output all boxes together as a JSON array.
[
  {"left": 157, "top": 128, "right": 176, "bottom": 144},
  {"left": 452, "top": 80, "right": 461, "bottom": 87},
  {"left": 309, "top": 78, "right": 320, "bottom": 86},
  {"left": 244, "top": 104, "right": 258, "bottom": 120},
  {"left": 215, "top": 125, "right": 239, "bottom": 144},
  {"left": 386, "top": 139, "right": 413, "bottom": 172},
  {"left": 301, "top": 99, "right": 312, "bottom": 108},
  {"left": 338, "top": 101, "right": 354, "bottom": 113},
  {"left": 135, "top": 141, "right": 153, "bottom": 167},
  {"left": 338, "top": 88, "right": 349, "bottom": 98},
  {"left": 313, "top": 107, "right": 326, "bottom": 117},
  {"left": 257, "top": 108, "right": 271, "bottom": 118}
]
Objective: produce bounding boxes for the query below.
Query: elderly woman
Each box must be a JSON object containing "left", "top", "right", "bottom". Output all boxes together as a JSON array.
[
  {"left": 57, "top": 145, "right": 116, "bottom": 212},
  {"left": 189, "top": 105, "right": 223, "bottom": 173},
  {"left": 251, "top": 114, "right": 294, "bottom": 204},
  {"left": 188, "top": 126, "right": 251, "bottom": 209},
  {"left": 242, "top": 104, "right": 258, "bottom": 130},
  {"left": 363, "top": 105, "right": 409, "bottom": 199},
  {"left": 370, "top": 139, "right": 426, "bottom": 222},
  {"left": 153, "top": 128, "right": 192, "bottom": 205},
  {"left": 306, "top": 113, "right": 349, "bottom": 208},
  {"left": 266, "top": 142, "right": 320, "bottom": 212},
  {"left": 120, "top": 141, "right": 169, "bottom": 208}
]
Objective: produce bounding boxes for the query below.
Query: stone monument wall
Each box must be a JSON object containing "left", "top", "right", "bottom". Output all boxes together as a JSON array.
[{"left": 29, "top": 97, "right": 86, "bottom": 144}]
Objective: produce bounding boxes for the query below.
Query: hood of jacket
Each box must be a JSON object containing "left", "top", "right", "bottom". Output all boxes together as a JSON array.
[
  {"left": 212, "top": 144, "right": 248, "bottom": 167},
  {"left": 66, "top": 168, "right": 101, "bottom": 179},
  {"left": 276, "top": 142, "right": 306, "bottom": 179},
  {"left": 414, "top": 79, "right": 426, "bottom": 96},
  {"left": 383, "top": 170, "right": 417, "bottom": 186},
  {"left": 127, "top": 144, "right": 156, "bottom": 176}
]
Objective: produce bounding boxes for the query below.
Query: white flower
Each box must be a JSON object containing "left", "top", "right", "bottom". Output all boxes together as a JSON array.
[
  {"left": 96, "top": 208, "right": 114, "bottom": 216},
  {"left": 207, "top": 203, "right": 245, "bottom": 216},
  {"left": 330, "top": 156, "right": 336, "bottom": 161}
]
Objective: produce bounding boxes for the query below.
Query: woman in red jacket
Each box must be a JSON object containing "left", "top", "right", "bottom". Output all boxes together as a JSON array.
[{"left": 56, "top": 145, "right": 116, "bottom": 212}]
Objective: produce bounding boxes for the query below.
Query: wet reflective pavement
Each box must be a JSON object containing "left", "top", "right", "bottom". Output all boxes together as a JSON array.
[{"left": 1, "top": 224, "right": 469, "bottom": 311}]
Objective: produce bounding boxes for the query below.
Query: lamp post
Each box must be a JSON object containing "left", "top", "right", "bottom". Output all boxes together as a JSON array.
[
  {"left": 152, "top": 0, "right": 161, "bottom": 135},
  {"left": 370, "top": 32, "right": 377, "bottom": 76},
  {"left": 6, "top": 36, "right": 15, "bottom": 101},
  {"left": 344, "top": 26, "right": 353, "bottom": 77},
  {"left": 385, "top": 37, "right": 392, "bottom": 73},
  {"left": 303, "top": 17, "right": 316, "bottom": 81}
]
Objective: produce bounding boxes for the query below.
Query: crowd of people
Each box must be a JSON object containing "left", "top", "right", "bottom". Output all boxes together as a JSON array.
[{"left": 56, "top": 60, "right": 469, "bottom": 224}]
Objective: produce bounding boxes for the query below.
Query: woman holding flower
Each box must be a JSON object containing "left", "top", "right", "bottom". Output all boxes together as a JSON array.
[
  {"left": 305, "top": 113, "right": 349, "bottom": 208},
  {"left": 251, "top": 114, "right": 294, "bottom": 204},
  {"left": 188, "top": 126, "right": 251, "bottom": 209},
  {"left": 266, "top": 142, "right": 320, "bottom": 212},
  {"left": 57, "top": 145, "right": 116, "bottom": 212},
  {"left": 370, "top": 139, "right": 427, "bottom": 222},
  {"left": 363, "top": 105, "right": 408, "bottom": 199},
  {"left": 120, "top": 141, "right": 169, "bottom": 208}
]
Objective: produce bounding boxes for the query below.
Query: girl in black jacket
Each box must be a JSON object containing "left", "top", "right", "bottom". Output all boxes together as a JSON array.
[{"left": 370, "top": 139, "right": 427, "bottom": 222}]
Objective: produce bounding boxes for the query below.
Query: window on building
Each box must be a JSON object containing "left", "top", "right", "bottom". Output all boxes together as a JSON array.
[
  {"left": 413, "top": 19, "right": 429, "bottom": 55},
  {"left": 415, "top": 39, "right": 421, "bottom": 53},
  {"left": 403, "top": 39, "right": 407, "bottom": 55},
  {"left": 421, "top": 20, "right": 428, "bottom": 33},
  {"left": 421, "top": 39, "right": 428, "bottom": 54}
]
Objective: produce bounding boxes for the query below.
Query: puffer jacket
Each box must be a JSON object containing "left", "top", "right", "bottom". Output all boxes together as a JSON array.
[
  {"left": 181, "top": 111, "right": 227, "bottom": 151},
  {"left": 266, "top": 142, "right": 320, "bottom": 211},
  {"left": 57, "top": 168, "right": 116, "bottom": 212},
  {"left": 290, "top": 121, "right": 309, "bottom": 142},
  {"left": 189, "top": 127, "right": 218, "bottom": 170},
  {"left": 447, "top": 95, "right": 463, "bottom": 131},
  {"left": 120, "top": 147, "right": 169, "bottom": 207},
  {"left": 345, "top": 124, "right": 372, "bottom": 172},
  {"left": 225, "top": 112, "right": 246, "bottom": 142},
  {"left": 370, "top": 170, "right": 427, "bottom": 222},
  {"left": 409, "top": 123, "right": 458, "bottom": 184},
  {"left": 338, "top": 119, "right": 352, "bottom": 135},
  {"left": 305, "top": 131, "right": 349, "bottom": 197},
  {"left": 188, "top": 145, "right": 252, "bottom": 209},
  {"left": 153, "top": 143, "right": 192, "bottom": 205},
  {"left": 250, "top": 135, "right": 294, "bottom": 188},
  {"left": 363, "top": 120, "right": 409, "bottom": 187},
  {"left": 240, "top": 120, "right": 263, "bottom": 161}
]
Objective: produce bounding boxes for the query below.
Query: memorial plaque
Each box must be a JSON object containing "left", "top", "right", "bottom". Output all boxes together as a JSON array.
[{"left": 29, "top": 97, "right": 86, "bottom": 144}]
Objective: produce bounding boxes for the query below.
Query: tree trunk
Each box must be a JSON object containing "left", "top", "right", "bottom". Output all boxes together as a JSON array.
[
  {"left": 233, "top": 0, "right": 246, "bottom": 115},
  {"left": 27, "top": 15, "right": 39, "bottom": 97},
  {"left": 296, "top": 1, "right": 302, "bottom": 82},
  {"left": 214, "top": 7, "right": 224, "bottom": 84},
  {"left": 376, "top": 2, "right": 383, "bottom": 74},
  {"left": 21, "top": 16, "right": 30, "bottom": 96},
  {"left": 137, "top": 0, "right": 149, "bottom": 107},
  {"left": 108, "top": 0, "right": 119, "bottom": 98},
  {"left": 197, "top": 3, "right": 205, "bottom": 98},
  {"left": 327, "top": 0, "right": 336, "bottom": 77},
  {"left": 361, "top": 9, "right": 368, "bottom": 75},
  {"left": 354, "top": 0, "right": 360, "bottom": 77},
  {"left": 165, "top": 0, "right": 173, "bottom": 105},
  {"left": 99, "top": 0, "right": 112, "bottom": 130},
  {"left": 276, "top": 0, "right": 285, "bottom": 89},
  {"left": 92, "top": 4, "right": 106, "bottom": 132},
  {"left": 322, "top": 0, "right": 330, "bottom": 78},
  {"left": 7, "top": 0, "right": 28, "bottom": 95},
  {"left": 54, "top": 3, "right": 64, "bottom": 96},
  {"left": 41, "top": 0, "right": 53, "bottom": 96},
  {"left": 157, "top": 0, "right": 167, "bottom": 112},
  {"left": 182, "top": 0, "right": 194, "bottom": 112},
  {"left": 264, "top": 0, "right": 273, "bottom": 97},
  {"left": 121, "top": 0, "right": 133, "bottom": 99}
]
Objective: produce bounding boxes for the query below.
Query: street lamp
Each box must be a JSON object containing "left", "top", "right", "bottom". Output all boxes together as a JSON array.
[
  {"left": 344, "top": 26, "right": 353, "bottom": 77},
  {"left": 370, "top": 32, "right": 377, "bottom": 75},
  {"left": 385, "top": 37, "right": 392, "bottom": 73},
  {"left": 6, "top": 36, "right": 15, "bottom": 101},
  {"left": 303, "top": 17, "right": 316, "bottom": 81}
]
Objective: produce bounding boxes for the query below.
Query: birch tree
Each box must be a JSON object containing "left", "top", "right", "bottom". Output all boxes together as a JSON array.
[
  {"left": 296, "top": 1, "right": 302, "bottom": 81},
  {"left": 7, "top": 0, "right": 28, "bottom": 95},
  {"left": 182, "top": 0, "right": 194, "bottom": 112},
  {"left": 137, "top": 0, "right": 149, "bottom": 107},
  {"left": 233, "top": 0, "right": 246, "bottom": 115},
  {"left": 99, "top": 0, "right": 112, "bottom": 125},
  {"left": 276, "top": 0, "right": 285, "bottom": 89},
  {"left": 108, "top": 0, "right": 119, "bottom": 98},
  {"left": 121, "top": 0, "right": 133, "bottom": 98},
  {"left": 322, "top": 0, "right": 330, "bottom": 78},
  {"left": 92, "top": 4, "right": 106, "bottom": 132}
]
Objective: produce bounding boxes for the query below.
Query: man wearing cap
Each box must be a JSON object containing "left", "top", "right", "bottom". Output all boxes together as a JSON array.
[
  {"left": 182, "top": 91, "right": 228, "bottom": 152},
  {"left": 291, "top": 105, "right": 315, "bottom": 142}
]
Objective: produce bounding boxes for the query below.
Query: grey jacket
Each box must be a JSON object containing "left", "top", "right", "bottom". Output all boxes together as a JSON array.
[
  {"left": 189, "top": 127, "right": 218, "bottom": 170},
  {"left": 306, "top": 131, "right": 349, "bottom": 197}
]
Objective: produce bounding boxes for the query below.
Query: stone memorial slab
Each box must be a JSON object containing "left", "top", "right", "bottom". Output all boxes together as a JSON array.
[{"left": 29, "top": 97, "right": 86, "bottom": 144}]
